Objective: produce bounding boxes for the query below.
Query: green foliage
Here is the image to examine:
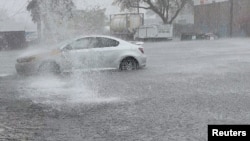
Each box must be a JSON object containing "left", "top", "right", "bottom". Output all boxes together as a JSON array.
[
  {"left": 27, "top": 0, "right": 40, "bottom": 23},
  {"left": 27, "top": 0, "right": 75, "bottom": 23},
  {"left": 27, "top": 0, "right": 75, "bottom": 42}
]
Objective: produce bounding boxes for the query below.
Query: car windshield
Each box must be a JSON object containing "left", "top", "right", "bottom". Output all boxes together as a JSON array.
[{"left": 54, "top": 39, "right": 74, "bottom": 49}]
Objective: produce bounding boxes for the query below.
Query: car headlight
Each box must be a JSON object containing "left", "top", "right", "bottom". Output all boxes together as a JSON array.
[{"left": 17, "top": 56, "right": 36, "bottom": 63}]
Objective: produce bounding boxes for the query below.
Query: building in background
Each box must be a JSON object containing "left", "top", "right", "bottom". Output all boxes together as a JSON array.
[
  {"left": 143, "top": 2, "right": 195, "bottom": 37},
  {"left": 194, "top": 0, "right": 250, "bottom": 37},
  {"left": 174, "top": 3, "right": 194, "bottom": 25},
  {"left": 0, "top": 20, "right": 26, "bottom": 50}
]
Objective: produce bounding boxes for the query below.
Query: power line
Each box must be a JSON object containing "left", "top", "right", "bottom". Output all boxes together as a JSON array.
[{"left": 10, "top": 0, "right": 29, "bottom": 17}]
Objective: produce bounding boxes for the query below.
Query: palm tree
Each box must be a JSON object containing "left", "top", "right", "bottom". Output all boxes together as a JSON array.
[
  {"left": 27, "top": 0, "right": 42, "bottom": 41},
  {"left": 27, "top": 0, "right": 75, "bottom": 42}
]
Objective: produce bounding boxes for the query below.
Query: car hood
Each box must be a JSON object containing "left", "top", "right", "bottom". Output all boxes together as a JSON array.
[{"left": 17, "top": 47, "right": 61, "bottom": 62}]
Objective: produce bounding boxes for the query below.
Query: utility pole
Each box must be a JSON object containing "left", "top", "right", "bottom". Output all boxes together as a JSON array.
[
  {"left": 37, "top": 0, "right": 43, "bottom": 43},
  {"left": 229, "top": 0, "right": 233, "bottom": 37},
  {"left": 137, "top": 0, "right": 140, "bottom": 13}
]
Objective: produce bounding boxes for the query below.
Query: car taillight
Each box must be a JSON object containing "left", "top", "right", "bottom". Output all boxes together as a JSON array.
[{"left": 139, "top": 48, "right": 144, "bottom": 54}]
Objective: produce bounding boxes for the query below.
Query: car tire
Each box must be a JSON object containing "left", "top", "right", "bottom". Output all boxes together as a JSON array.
[
  {"left": 120, "top": 57, "right": 138, "bottom": 71},
  {"left": 38, "top": 61, "right": 61, "bottom": 75}
]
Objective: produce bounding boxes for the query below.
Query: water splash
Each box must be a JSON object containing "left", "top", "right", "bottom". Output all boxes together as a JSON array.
[{"left": 20, "top": 74, "right": 120, "bottom": 106}]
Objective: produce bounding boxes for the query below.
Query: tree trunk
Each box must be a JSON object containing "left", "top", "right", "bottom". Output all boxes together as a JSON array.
[
  {"left": 37, "top": 20, "right": 42, "bottom": 43},
  {"left": 229, "top": 0, "right": 233, "bottom": 37},
  {"left": 163, "top": 18, "right": 169, "bottom": 25}
]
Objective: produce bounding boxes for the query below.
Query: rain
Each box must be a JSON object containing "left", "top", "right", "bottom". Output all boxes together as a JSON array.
[{"left": 1, "top": 0, "right": 250, "bottom": 140}]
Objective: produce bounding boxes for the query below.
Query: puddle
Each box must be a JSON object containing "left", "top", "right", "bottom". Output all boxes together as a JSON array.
[{"left": 19, "top": 75, "right": 120, "bottom": 106}]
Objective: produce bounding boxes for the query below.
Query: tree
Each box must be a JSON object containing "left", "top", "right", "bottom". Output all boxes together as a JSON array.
[
  {"left": 27, "top": 0, "right": 42, "bottom": 40},
  {"left": 40, "top": 0, "right": 75, "bottom": 42},
  {"left": 113, "top": 0, "right": 191, "bottom": 24},
  {"left": 27, "top": 0, "right": 75, "bottom": 42}
]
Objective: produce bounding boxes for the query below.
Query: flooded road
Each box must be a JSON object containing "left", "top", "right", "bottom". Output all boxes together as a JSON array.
[{"left": 1, "top": 39, "right": 250, "bottom": 140}]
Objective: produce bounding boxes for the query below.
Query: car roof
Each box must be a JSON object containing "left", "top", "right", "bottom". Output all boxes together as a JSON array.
[
  {"left": 75, "top": 35, "right": 126, "bottom": 43},
  {"left": 59, "top": 35, "right": 134, "bottom": 49}
]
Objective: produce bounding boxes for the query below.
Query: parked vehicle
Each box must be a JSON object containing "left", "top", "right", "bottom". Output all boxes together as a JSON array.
[
  {"left": 180, "top": 32, "right": 218, "bottom": 41},
  {"left": 15, "top": 35, "right": 147, "bottom": 75},
  {"left": 110, "top": 13, "right": 144, "bottom": 39},
  {"left": 134, "top": 24, "right": 173, "bottom": 41},
  {"left": 204, "top": 33, "right": 218, "bottom": 40}
]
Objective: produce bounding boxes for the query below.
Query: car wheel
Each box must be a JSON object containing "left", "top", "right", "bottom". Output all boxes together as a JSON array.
[
  {"left": 120, "top": 57, "right": 138, "bottom": 71},
  {"left": 38, "top": 61, "right": 61, "bottom": 75}
]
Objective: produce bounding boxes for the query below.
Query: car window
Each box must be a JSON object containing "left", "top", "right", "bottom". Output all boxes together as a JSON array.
[
  {"left": 73, "top": 37, "right": 100, "bottom": 49},
  {"left": 69, "top": 38, "right": 91, "bottom": 50},
  {"left": 66, "top": 37, "right": 119, "bottom": 49},
  {"left": 95, "top": 37, "right": 119, "bottom": 48},
  {"left": 88, "top": 38, "right": 99, "bottom": 48}
]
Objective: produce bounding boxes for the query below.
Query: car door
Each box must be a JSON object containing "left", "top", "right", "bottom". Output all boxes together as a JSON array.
[
  {"left": 82, "top": 37, "right": 103, "bottom": 69},
  {"left": 94, "top": 37, "right": 121, "bottom": 68},
  {"left": 60, "top": 38, "right": 92, "bottom": 71}
]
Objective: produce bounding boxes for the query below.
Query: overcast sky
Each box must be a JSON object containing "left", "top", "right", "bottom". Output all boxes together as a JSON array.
[
  {"left": 0, "top": 0, "right": 229, "bottom": 30},
  {"left": 0, "top": 0, "right": 119, "bottom": 24},
  {"left": 0, "top": 0, "right": 230, "bottom": 20},
  {"left": 0, "top": 0, "right": 231, "bottom": 18}
]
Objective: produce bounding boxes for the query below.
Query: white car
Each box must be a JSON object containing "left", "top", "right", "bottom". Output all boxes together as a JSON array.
[{"left": 15, "top": 35, "right": 147, "bottom": 75}]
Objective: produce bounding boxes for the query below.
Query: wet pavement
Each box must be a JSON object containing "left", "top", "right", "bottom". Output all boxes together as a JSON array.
[{"left": 1, "top": 39, "right": 250, "bottom": 140}]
